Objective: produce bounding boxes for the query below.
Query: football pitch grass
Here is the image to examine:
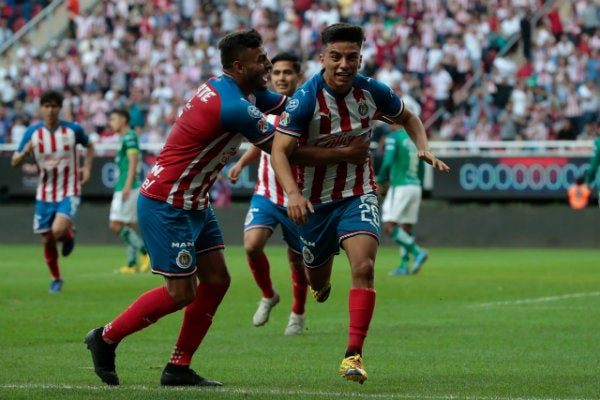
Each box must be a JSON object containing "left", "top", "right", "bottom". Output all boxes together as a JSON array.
[{"left": 0, "top": 244, "right": 599, "bottom": 400}]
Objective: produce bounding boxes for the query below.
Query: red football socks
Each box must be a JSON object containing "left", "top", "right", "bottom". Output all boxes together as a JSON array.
[
  {"left": 169, "top": 283, "right": 229, "bottom": 366},
  {"left": 43, "top": 243, "right": 60, "bottom": 279},
  {"left": 346, "top": 287, "right": 376, "bottom": 356},
  {"left": 248, "top": 252, "right": 275, "bottom": 299},
  {"left": 103, "top": 286, "right": 181, "bottom": 343},
  {"left": 291, "top": 267, "right": 308, "bottom": 315}
]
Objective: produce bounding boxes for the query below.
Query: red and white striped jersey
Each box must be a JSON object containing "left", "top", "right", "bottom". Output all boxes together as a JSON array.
[
  {"left": 253, "top": 114, "right": 296, "bottom": 207},
  {"left": 277, "top": 72, "right": 404, "bottom": 204},
  {"left": 17, "top": 120, "right": 90, "bottom": 202},
  {"left": 140, "top": 75, "right": 286, "bottom": 210}
]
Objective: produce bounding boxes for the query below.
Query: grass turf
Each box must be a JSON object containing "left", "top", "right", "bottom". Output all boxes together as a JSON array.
[{"left": 0, "top": 245, "right": 599, "bottom": 400}]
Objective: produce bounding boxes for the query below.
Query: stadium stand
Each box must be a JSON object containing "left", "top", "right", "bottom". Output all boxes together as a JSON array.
[{"left": 0, "top": 0, "right": 597, "bottom": 148}]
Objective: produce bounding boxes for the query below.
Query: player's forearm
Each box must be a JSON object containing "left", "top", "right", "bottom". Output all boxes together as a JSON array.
[
  {"left": 271, "top": 152, "right": 301, "bottom": 196},
  {"left": 11, "top": 151, "right": 27, "bottom": 167},
  {"left": 236, "top": 144, "right": 262, "bottom": 168}
]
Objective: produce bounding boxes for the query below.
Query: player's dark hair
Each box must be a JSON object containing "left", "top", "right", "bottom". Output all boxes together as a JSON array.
[
  {"left": 39, "top": 89, "right": 64, "bottom": 106},
  {"left": 271, "top": 52, "right": 301, "bottom": 73},
  {"left": 219, "top": 29, "right": 263, "bottom": 69},
  {"left": 110, "top": 108, "right": 130, "bottom": 123},
  {"left": 321, "top": 23, "right": 364, "bottom": 47}
]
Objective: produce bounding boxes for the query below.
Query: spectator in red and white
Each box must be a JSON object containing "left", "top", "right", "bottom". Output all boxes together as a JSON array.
[
  {"left": 405, "top": 36, "right": 427, "bottom": 86},
  {"left": 429, "top": 62, "right": 453, "bottom": 117},
  {"left": 567, "top": 47, "right": 588, "bottom": 85},
  {"left": 426, "top": 41, "right": 443, "bottom": 73},
  {"left": 555, "top": 33, "right": 575, "bottom": 58},
  {"left": 563, "top": 81, "right": 585, "bottom": 135},
  {"left": 510, "top": 79, "right": 531, "bottom": 123}
]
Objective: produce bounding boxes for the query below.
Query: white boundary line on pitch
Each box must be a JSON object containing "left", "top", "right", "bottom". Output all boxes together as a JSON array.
[
  {"left": 0, "top": 384, "right": 598, "bottom": 400},
  {"left": 469, "top": 291, "right": 600, "bottom": 308}
]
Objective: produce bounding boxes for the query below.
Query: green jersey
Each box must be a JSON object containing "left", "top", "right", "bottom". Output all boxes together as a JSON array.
[
  {"left": 376, "top": 129, "right": 424, "bottom": 187},
  {"left": 585, "top": 137, "right": 600, "bottom": 188},
  {"left": 114, "top": 129, "right": 141, "bottom": 192}
]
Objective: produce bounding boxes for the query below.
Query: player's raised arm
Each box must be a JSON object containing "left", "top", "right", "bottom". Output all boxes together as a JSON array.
[{"left": 392, "top": 106, "right": 450, "bottom": 173}]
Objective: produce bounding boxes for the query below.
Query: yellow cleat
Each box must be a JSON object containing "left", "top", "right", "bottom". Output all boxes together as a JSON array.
[
  {"left": 116, "top": 265, "right": 139, "bottom": 274},
  {"left": 339, "top": 354, "right": 368, "bottom": 384},
  {"left": 139, "top": 253, "right": 151, "bottom": 273},
  {"left": 310, "top": 281, "right": 331, "bottom": 303}
]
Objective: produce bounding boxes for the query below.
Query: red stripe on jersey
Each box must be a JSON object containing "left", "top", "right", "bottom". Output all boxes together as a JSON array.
[
  {"left": 41, "top": 168, "right": 48, "bottom": 201},
  {"left": 353, "top": 163, "right": 365, "bottom": 195},
  {"left": 62, "top": 126, "right": 69, "bottom": 151},
  {"left": 63, "top": 165, "right": 70, "bottom": 198},
  {"left": 72, "top": 146, "right": 80, "bottom": 196},
  {"left": 50, "top": 130, "right": 57, "bottom": 153},
  {"left": 332, "top": 163, "right": 347, "bottom": 200},
  {"left": 261, "top": 153, "right": 271, "bottom": 199},
  {"left": 37, "top": 128, "right": 44, "bottom": 154},
  {"left": 309, "top": 166, "right": 326, "bottom": 203},
  {"left": 275, "top": 171, "right": 285, "bottom": 205},
  {"left": 336, "top": 97, "right": 352, "bottom": 132},
  {"left": 51, "top": 167, "right": 58, "bottom": 202},
  {"left": 316, "top": 91, "right": 331, "bottom": 136},
  {"left": 352, "top": 88, "right": 370, "bottom": 128}
]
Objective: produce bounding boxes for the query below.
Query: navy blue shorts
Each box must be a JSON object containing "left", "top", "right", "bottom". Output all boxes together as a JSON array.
[
  {"left": 138, "top": 194, "right": 225, "bottom": 277},
  {"left": 298, "top": 193, "right": 381, "bottom": 268},
  {"left": 244, "top": 194, "right": 301, "bottom": 253}
]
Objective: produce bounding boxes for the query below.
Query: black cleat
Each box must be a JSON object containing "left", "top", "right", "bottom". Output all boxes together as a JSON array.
[
  {"left": 61, "top": 234, "right": 75, "bottom": 257},
  {"left": 160, "top": 364, "right": 222, "bottom": 387},
  {"left": 84, "top": 327, "right": 119, "bottom": 385},
  {"left": 311, "top": 281, "right": 331, "bottom": 303}
]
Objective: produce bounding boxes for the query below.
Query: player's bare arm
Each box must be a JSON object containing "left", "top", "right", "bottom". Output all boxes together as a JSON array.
[
  {"left": 393, "top": 107, "right": 450, "bottom": 173},
  {"left": 269, "top": 133, "right": 313, "bottom": 225},
  {"left": 228, "top": 144, "right": 262, "bottom": 184},
  {"left": 80, "top": 142, "right": 95, "bottom": 185},
  {"left": 123, "top": 151, "right": 138, "bottom": 200},
  {"left": 10, "top": 141, "right": 33, "bottom": 168}
]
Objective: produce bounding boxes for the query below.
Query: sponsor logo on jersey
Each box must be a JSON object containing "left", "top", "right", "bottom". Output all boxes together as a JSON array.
[
  {"left": 257, "top": 117, "right": 269, "bottom": 133},
  {"left": 280, "top": 111, "right": 291, "bottom": 126},
  {"left": 176, "top": 249, "right": 193, "bottom": 269},
  {"left": 286, "top": 99, "right": 299, "bottom": 112},
  {"left": 247, "top": 105, "right": 262, "bottom": 119}
]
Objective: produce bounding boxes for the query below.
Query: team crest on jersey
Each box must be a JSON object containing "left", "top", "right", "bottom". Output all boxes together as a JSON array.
[
  {"left": 257, "top": 116, "right": 269, "bottom": 133},
  {"left": 357, "top": 99, "right": 368, "bottom": 117},
  {"left": 286, "top": 99, "right": 299, "bottom": 112},
  {"left": 247, "top": 105, "right": 262, "bottom": 119},
  {"left": 302, "top": 246, "right": 314, "bottom": 264},
  {"left": 280, "top": 111, "right": 291, "bottom": 126},
  {"left": 175, "top": 249, "right": 193, "bottom": 269}
]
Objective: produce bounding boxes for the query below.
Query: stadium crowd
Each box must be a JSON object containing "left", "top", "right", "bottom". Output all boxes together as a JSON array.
[{"left": 0, "top": 0, "right": 599, "bottom": 146}]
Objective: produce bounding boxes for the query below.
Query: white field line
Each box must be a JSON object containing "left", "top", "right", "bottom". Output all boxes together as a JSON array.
[
  {"left": 470, "top": 291, "right": 600, "bottom": 308},
  {"left": 0, "top": 384, "right": 598, "bottom": 400}
]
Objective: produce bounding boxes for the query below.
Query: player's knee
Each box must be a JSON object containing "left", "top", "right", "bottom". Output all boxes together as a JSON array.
[
  {"left": 108, "top": 221, "right": 122, "bottom": 234},
  {"left": 244, "top": 242, "right": 265, "bottom": 259},
  {"left": 352, "top": 260, "right": 375, "bottom": 282}
]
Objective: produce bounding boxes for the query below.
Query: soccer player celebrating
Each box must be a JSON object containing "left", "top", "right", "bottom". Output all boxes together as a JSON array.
[
  {"left": 107, "top": 109, "right": 150, "bottom": 274},
  {"left": 11, "top": 89, "right": 94, "bottom": 293},
  {"left": 228, "top": 52, "right": 330, "bottom": 335},
  {"left": 270, "top": 23, "right": 450, "bottom": 384},
  {"left": 84, "top": 29, "right": 370, "bottom": 387}
]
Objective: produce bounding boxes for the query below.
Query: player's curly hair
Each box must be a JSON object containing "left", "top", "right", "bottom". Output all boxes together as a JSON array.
[
  {"left": 321, "top": 23, "right": 364, "bottom": 47},
  {"left": 218, "top": 29, "right": 263, "bottom": 69},
  {"left": 39, "top": 89, "right": 64, "bottom": 106}
]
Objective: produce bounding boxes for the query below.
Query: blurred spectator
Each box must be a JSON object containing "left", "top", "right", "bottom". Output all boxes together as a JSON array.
[
  {"left": 0, "top": 16, "right": 11, "bottom": 45},
  {"left": 556, "top": 117, "right": 580, "bottom": 140}
]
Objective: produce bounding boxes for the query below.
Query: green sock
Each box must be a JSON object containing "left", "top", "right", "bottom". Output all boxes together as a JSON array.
[
  {"left": 392, "top": 227, "right": 421, "bottom": 256},
  {"left": 118, "top": 226, "right": 145, "bottom": 252}
]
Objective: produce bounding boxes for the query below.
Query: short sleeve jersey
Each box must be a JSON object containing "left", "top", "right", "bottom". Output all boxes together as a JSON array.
[
  {"left": 276, "top": 72, "right": 404, "bottom": 204},
  {"left": 140, "top": 75, "right": 286, "bottom": 210},
  {"left": 114, "top": 129, "right": 141, "bottom": 192},
  {"left": 18, "top": 120, "right": 89, "bottom": 202}
]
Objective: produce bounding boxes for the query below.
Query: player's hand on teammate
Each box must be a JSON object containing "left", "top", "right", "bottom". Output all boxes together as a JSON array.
[
  {"left": 418, "top": 150, "right": 450, "bottom": 172},
  {"left": 344, "top": 135, "right": 371, "bottom": 165},
  {"left": 286, "top": 192, "right": 314, "bottom": 225}
]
